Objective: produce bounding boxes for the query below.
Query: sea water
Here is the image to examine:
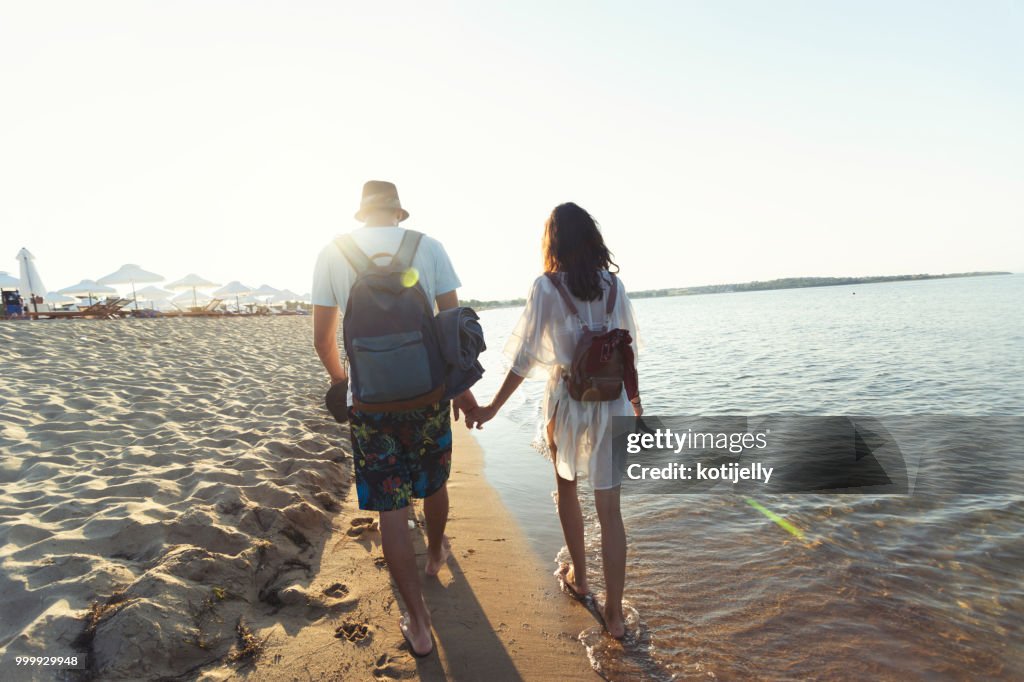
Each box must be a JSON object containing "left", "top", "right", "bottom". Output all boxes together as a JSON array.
[{"left": 472, "top": 273, "right": 1024, "bottom": 680}]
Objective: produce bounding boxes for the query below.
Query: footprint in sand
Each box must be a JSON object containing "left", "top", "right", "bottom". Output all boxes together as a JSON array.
[
  {"left": 373, "top": 556, "right": 387, "bottom": 569},
  {"left": 314, "top": 491, "right": 338, "bottom": 511},
  {"left": 335, "top": 621, "right": 371, "bottom": 643},
  {"left": 347, "top": 517, "right": 378, "bottom": 537},
  {"left": 322, "top": 582, "right": 349, "bottom": 598},
  {"left": 373, "top": 653, "right": 405, "bottom": 678}
]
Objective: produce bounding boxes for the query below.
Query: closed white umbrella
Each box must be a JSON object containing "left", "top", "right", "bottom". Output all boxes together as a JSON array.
[
  {"left": 57, "top": 279, "right": 117, "bottom": 306},
  {"left": 213, "top": 281, "right": 253, "bottom": 312},
  {"left": 166, "top": 273, "right": 220, "bottom": 309},
  {"left": 98, "top": 264, "right": 164, "bottom": 311},
  {"left": 16, "top": 248, "right": 47, "bottom": 314}
]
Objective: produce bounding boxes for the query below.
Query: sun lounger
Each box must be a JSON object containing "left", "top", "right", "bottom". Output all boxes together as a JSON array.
[{"left": 31, "top": 297, "right": 133, "bottom": 320}]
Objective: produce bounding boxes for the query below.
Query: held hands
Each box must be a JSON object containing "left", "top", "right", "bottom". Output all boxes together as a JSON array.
[
  {"left": 453, "top": 390, "right": 498, "bottom": 430},
  {"left": 464, "top": 403, "right": 498, "bottom": 430},
  {"left": 452, "top": 390, "right": 479, "bottom": 423}
]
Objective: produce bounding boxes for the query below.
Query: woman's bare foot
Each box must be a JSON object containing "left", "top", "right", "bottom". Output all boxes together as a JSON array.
[
  {"left": 556, "top": 563, "right": 590, "bottom": 600},
  {"left": 603, "top": 605, "right": 626, "bottom": 639},
  {"left": 425, "top": 535, "right": 451, "bottom": 577},
  {"left": 399, "top": 614, "right": 434, "bottom": 657}
]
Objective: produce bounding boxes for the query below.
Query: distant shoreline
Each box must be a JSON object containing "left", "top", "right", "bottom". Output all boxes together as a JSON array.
[{"left": 463, "top": 271, "right": 1013, "bottom": 311}]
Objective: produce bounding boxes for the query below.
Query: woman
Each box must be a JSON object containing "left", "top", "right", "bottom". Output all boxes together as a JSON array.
[{"left": 470, "top": 202, "right": 642, "bottom": 638}]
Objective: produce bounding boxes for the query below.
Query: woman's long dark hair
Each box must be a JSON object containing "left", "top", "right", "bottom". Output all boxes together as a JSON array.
[{"left": 542, "top": 202, "right": 619, "bottom": 301}]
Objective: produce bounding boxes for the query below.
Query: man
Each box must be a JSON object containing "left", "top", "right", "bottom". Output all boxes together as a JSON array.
[{"left": 312, "top": 180, "right": 476, "bottom": 657}]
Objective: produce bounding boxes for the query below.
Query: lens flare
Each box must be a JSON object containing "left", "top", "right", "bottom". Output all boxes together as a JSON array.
[
  {"left": 745, "top": 498, "right": 806, "bottom": 541},
  {"left": 401, "top": 268, "right": 419, "bottom": 288}
]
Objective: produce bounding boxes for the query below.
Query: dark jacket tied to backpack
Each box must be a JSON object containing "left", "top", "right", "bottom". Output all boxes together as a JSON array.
[{"left": 435, "top": 306, "right": 486, "bottom": 400}]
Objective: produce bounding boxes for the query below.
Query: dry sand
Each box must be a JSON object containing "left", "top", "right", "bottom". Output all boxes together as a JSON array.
[{"left": 0, "top": 317, "right": 596, "bottom": 681}]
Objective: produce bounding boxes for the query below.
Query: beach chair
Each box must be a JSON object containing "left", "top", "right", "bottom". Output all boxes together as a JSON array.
[
  {"left": 183, "top": 298, "right": 225, "bottom": 316},
  {"left": 32, "top": 297, "right": 136, "bottom": 320},
  {"left": 32, "top": 300, "right": 112, "bottom": 320},
  {"left": 100, "top": 297, "right": 133, "bottom": 318}
]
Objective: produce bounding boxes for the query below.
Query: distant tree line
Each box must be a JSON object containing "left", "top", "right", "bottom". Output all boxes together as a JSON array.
[{"left": 462, "top": 271, "right": 1011, "bottom": 311}]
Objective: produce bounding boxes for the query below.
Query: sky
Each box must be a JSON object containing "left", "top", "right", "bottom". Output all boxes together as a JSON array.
[{"left": 1, "top": 0, "right": 1021, "bottom": 301}]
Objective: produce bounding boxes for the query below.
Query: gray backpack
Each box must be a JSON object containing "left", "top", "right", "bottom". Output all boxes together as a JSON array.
[{"left": 336, "top": 230, "right": 446, "bottom": 412}]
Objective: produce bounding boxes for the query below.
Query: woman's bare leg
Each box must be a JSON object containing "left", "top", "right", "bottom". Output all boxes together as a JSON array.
[
  {"left": 594, "top": 486, "right": 626, "bottom": 638},
  {"left": 549, "top": 408, "right": 589, "bottom": 595}
]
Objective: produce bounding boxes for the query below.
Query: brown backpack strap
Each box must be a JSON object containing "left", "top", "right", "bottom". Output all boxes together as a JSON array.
[
  {"left": 544, "top": 272, "right": 581, "bottom": 318},
  {"left": 547, "top": 272, "right": 618, "bottom": 328},
  {"left": 605, "top": 272, "right": 618, "bottom": 316}
]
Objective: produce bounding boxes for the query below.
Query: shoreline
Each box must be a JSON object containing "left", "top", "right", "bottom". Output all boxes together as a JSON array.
[{"left": 232, "top": 424, "right": 596, "bottom": 681}]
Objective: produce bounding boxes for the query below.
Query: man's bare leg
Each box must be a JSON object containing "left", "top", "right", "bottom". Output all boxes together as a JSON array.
[
  {"left": 379, "top": 508, "right": 432, "bottom": 654},
  {"left": 423, "top": 483, "right": 451, "bottom": 577}
]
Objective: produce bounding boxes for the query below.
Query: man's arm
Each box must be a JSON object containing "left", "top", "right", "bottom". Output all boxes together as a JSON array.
[
  {"left": 313, "top": 304, "right": 347, "bottom": 384},
  {"left": 435, "top": 290, "right": 458, "bottom": 312}
]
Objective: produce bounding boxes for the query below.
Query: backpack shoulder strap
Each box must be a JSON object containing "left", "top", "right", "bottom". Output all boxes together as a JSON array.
[
  {"left": 605, "top": 272, "right": 618, "bottom": 316},
  {"left": 544, "top": 272, "right": 584, "bottom": 321},
  {"left": 335, "top": 235, "right": 372, "bottom": 274},
  {"left": 393, "top": 230, "right": 423, "bottom": 269}
]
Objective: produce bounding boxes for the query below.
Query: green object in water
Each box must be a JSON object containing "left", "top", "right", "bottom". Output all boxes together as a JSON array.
[{"left": 745, "top": 498, "right": 805, "bottom": 540}]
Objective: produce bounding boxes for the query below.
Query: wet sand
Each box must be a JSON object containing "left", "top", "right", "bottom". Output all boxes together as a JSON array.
[{"left": 0, "top": 317, "right": 595, "bottom": 681}]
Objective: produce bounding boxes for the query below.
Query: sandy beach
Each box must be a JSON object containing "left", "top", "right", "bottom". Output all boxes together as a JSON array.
[{"left": 0, "top": 317, "right": 595, "bottom": 681}]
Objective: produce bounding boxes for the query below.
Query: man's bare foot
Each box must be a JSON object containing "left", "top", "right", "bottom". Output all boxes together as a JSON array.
[
  {"left": 425, "top": 535, "right": 451, "bottom": 577},
  {"left": 603, "top": 605, "right": 626, "bottom": 639},
  {"left": 399, "top": 614, "right": 434, "bottom": 657},
  {"left": 556, "top": 563, "right": 590, "bottom": 600}
]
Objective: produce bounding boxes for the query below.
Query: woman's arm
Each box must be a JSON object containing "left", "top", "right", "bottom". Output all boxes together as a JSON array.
[
  {"left": 490, "top": 370, "right": 526, "bottom": 412},
  {"left": 467, "top": 369, "right": 525, "bottom": 429}
]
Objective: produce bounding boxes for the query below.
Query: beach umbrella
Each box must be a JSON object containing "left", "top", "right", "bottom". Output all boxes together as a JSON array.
[
  {"left": 44, "top": 291, "right": 78, "bottom": 306},
  {"left": 171, "top": 289, "right": 212, "bottom": 309},
  {"left": 213, "top": 280, "right": 253, "bottom": 312},
  {"left": 234, "top": 294, "right": 263, "bottom": 313},
  {"left": 16, "top": 248, "right": 47, "bottom": 313},
  {"left": 270, "top": 289, "right": 302, "bottom": 304},
  {"left": 57, "top": 279, "right": 116, "bottom": 306},
  {"left": 249, "top": 284, "right": 280, "bottom": 300},
  {"left": 166, "top": 273, "right": 220, "bottom": 309},
  {"left": 135, "top": 285, "right": 175, "bottom": 310},
  {"left": 0, "top": 271, "right": 20, "bottom": 289},
  {"left": 135, "top": 285, "right": 174, "bottom": 301},
  {"left": 97, "top": 264, "right": 164, "bottom": 311}
]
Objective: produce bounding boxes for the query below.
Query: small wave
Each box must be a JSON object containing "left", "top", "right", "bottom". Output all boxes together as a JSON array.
[{"left": 580, "top": 602, "right": 677, "bottom": 681}]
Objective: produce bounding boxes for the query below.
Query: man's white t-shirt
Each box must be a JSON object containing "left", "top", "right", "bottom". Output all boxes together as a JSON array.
[{"left": 311, "top": 226, "right": 461, "bottom": 311}]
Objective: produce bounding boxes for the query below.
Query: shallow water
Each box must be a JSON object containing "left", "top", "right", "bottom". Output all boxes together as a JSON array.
[{"left": 472, "top": 274, "right": 1024, "bottom": 680}]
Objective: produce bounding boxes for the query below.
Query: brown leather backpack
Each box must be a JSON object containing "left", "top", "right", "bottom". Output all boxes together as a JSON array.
[{"left": 545, "top": 272, "right": 638, "bottom": 402}]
